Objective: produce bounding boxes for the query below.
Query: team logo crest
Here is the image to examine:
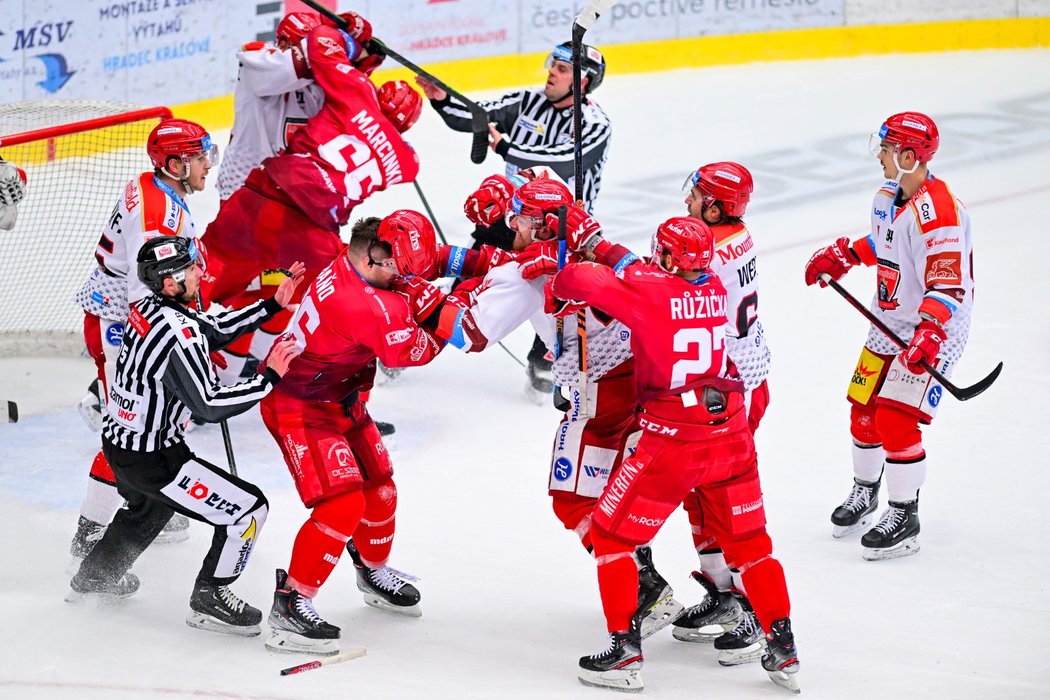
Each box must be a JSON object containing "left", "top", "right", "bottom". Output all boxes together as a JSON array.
[{"left": 876, "top": 259, "right": 901, "bottom": 310}]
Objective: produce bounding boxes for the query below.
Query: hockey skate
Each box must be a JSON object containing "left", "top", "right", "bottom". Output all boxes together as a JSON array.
[
  {"left": 76, "top": 378, "right": 103, "bottom": 432},
  {"left": 861, "top": 499, "right": 920, "bottom": 561},
  {"left": 266, "top": 569, "right": 341, "bottom": 656},
  {"left": 831, "top": 476, "right": 881, "bottom": 538},
  {"left": 713, "top": 593, "right": 765, "bottom": 666},
  {"left": 186, "top": 581, "right": 262, "bottom": 637},
  {"left": 634, "top": 546, "right": 684, "bottom": 639},
  {"left": 376, "top": 421, "right": 396, "bottom": 438},
  {"left": 578, "top": 630, "right": 644, "bottom": 693},
  {"left": 346, "top": 540, "right": 421, "bottom": 617},
  {"left": 761, "top": 617, "right": 800, "bottom": 694},
  {"left": 672, "top": 571, "right": 742, "bottom": 643},
  {"left": 65, "top": 569, "right": 140, "bottom": 603},
  {"left": 524, "top": 348, "right": 554, "bottom": 405},
  {"left": 155, "top": 512, "right": 191, "bottom": 545}
]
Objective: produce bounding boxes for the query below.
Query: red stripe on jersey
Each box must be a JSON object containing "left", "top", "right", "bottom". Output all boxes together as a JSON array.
[
  {"left": 128, "top": 304, "right": 151, "bottom": 336},
  {"left": 138, "top": 172, "right": 183, "bottom": 237}
]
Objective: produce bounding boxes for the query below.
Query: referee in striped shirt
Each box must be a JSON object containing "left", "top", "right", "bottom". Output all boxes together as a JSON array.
[
  {"left": 68, "top": 236, "right": 302, "bottom": 638},
  {"left": 417, "top": 42, "right": 611, "bottom": 214}
]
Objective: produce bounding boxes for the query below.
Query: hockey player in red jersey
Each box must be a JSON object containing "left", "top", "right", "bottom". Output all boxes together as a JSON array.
[
  {"left": 672, "top": 161, "right": 771, "bottom": 664},
  {"left": 200, "top": 15, "right": 420, "bottom": 333},
  {"left": 805, "top": 111, "right": 974, "bottom": 560},
  {"left": 68, "top": 118, "right": 219, "bottom": 569},
  {"left": 259, "top": 210, "right": 450, "bottom": 655},
  {"left": 552, "top": 216, "right": 799, "bottom": 694},
  {"left": 0, "top": 157, "right": 27, "bottom": 230}
]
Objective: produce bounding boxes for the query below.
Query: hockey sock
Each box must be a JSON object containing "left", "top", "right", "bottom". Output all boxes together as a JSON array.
[
  {"left": 738, "top": 556, "right": 790, "bottom": 632},
  {"left": 699, "top": 548, "right": 733, "bottom": 591},
  {"left": 852, "top": 441, "right": 885, "bottom": 483},
  {"left": 80, "top": 453, "right": 124, "bottom": 525},
  {"left": 353, "top": 479, "right": 398, "bottom": 569},
  {"left": 885, "top": 453, "right": 926, "bottom": 503},
  {"left": 591, "top": 528, "right": 639, "bottom": 634},
  {"left": 287, "top": 492, "right": 365, "bottom": 598}
]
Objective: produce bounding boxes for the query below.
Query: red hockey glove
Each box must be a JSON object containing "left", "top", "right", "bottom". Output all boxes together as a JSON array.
[
  {"left": 353, "top": 52, "right": 385, "bottom": 76},
  {"left": 544, "top": 277, "right": 586, "bottom": 317},
  {"left": 517, "top": 240, "right": 560, "bottom": 281},
  {"left": 390, "top": 276, "right": 447, "bottom": 324},
  {"left": 748, "top": 379, "right": 770, "bottom": 434},
  {"left": 545, "top": 204, "right": 603, "bottom": 253},
  {"left": 464, "top": 175, "right": 514, "bottom": 226},
  {"left": 901, "top": 320, "right": 945, "bottom": 374},
  {"left": 324, "top": 10, "right": 373, "bottom": 44},
  {"left": 804, "top": 237, "right": 860, "bottom": 287}
]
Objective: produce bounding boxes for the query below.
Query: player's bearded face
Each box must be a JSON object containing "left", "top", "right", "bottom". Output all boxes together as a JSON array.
[{"left": 510, "top": 214, "right": 549, "bottom": 251}]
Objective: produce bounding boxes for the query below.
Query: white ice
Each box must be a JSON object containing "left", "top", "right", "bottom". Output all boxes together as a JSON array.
[{"left": 1, "top": 48, "right": 1048, "bottom": 699}]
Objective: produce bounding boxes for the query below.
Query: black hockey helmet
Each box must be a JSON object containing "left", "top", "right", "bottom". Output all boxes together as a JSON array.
[
  {"left": 547, "top": 42, "right": 606, "bottom": 94},
  {"left": 137, "top": 236, "right": 200, "bottom": 293}
]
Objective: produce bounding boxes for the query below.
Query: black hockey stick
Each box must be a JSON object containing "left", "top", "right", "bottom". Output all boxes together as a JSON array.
[
  {"left": 552, "top": 205, "right": 571, "bottom": 412},
  {"left": 300, "top": 0, "right": 488, "bottom": 164},
  {"left": 819, "top": 273, "right": 1002, "bottom": 401},
  {"left": 412, "top": 181, "right": 448, "bottom": 245},
  {"left": 1, "top": 400, "right": 17, "bottom": 423}
]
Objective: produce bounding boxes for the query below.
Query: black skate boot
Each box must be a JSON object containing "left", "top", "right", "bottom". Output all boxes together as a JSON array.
[
  {"left": 66, "top": 569, "right": 140, "bottom": 603},
  {"left": 634, "top": 546, "right": 684, "bottom": 639},
  {"left": 831, "top": 476, "right": 881, "bottom": 538},
  {"left": 713, "top": 593, "right": 765, "bottom": 665},
  {"left": 761, "top": 617, "right": 800, "bottom": 694},
  {"left": 861, "top": 498, "right": 920, "bottom": 561},
  {"left": 375, "top": 421, "right": 396, "bottom": 438},
  {"left": 155, "top": 512, "right": 191, "bottom": 545},
  {"left": 578, "top": 629, "right": 644, "bottom": 693},
  {"left": 525, "top": 335, "right": 554, "bottom": 403},
  {"left": 346, "top": 540, "right": 421, "bottom": 617},
  {"left": 672, "top": 571, "right": 742, "bottom": 643},
  {"left": 186, "top": 581, "right": 262, "bottom": 637},
  {"left": 69, "top": 515, "right": 106, "bottom": 562},
  {"left": 266, "top": 569, "right": 341, "bottom": 655},
  {"left": 76, "top": 378, "right": 103, "bottom": 432}
]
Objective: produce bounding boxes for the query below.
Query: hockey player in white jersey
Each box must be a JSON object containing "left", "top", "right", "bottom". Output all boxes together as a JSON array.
[
  {"left": 0, "top": 157, "right": 27, "bottom": 230},
  {"left": 423, "top": 176, "right": 685, "bottom": 640},
  {"left": 805, "top": 111, "right": 974, "bottom": 560},
  {"left": 671, "top": 162, "right": 771, "bottom": 665},
  {"left": 68, "top": 118, "right": 219, "bottom": 569}
]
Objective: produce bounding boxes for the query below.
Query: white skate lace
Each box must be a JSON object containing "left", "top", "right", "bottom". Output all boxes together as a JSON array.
[
  {"left": 368, "top": 565, "right": 418, "bottom": 594},
  {"left": 873, "top": 505, "right": 905, "bottom": 535},
  {"left": 294, "top": 594, "right": 325, "bottom": 623},
  {"left": 841, "top": 482, "right": 874, "bottom": 513},
  {"left": 732, "top": 608, "right": 761, "bottom": 638},
  {"left": 217, "top": 585, "right": 246, "bottom": 613}
]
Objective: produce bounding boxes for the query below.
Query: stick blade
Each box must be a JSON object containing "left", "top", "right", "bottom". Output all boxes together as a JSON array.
[{"left": 948, "top": 361, "right": 1003, "bottom": 401}]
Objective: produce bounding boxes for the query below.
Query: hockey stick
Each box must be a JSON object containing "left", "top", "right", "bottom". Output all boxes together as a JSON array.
[
  {"left": 280, "top": 647, "right": 367, "bottom": 676},
  {"left": 818, "top": 273, "right": 1003, "bottom": 401},
  {"left": 569, "top": 1, "right": 619, "bottom": 417},
  {"left": 299, "top": 0, "right": 488, "bottom": 164},
  {"left": 0, "top": 400, "right": 17, "bottom": 423},
  {"left": 552, "top": 205, "right": 572, "bottom": 412},
  {"left": 412, "top": 181, "right": 448, "bottom": 245}
]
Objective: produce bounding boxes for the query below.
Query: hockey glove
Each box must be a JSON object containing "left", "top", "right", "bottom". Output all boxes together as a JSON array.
[
  {"left": 804, "top": 236, "right": 859, "bottom": 287},
  {"left": 545, "top": 204, "right": 603, "bottom": 253},
  {"left": 0, "top": 161, "right": 27, "bottom": 206},
  {"left": 390, "top": 276, "right": 447, "bottom": 325},
  {"left": 464, "top": 175, "right": 515, "bottom": 226},
  {"left": 322, "top": 10, "right": 373, "bottom": 44},
  {"left": 517, "top": 240, "right": 560, "bottom": 281},
  {"left": 747, "top": 379, "right": 770, "bottom": 434},
  {"left": 544, "top": 277, "right": 586, "bottom": 318},
  {"left": 901, "top": 320, "right": 945, "bottom": 374}
]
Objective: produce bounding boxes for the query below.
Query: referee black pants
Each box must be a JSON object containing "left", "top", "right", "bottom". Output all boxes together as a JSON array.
[{"left": 78, "top": 440, "right": 268, "bottom": 587}]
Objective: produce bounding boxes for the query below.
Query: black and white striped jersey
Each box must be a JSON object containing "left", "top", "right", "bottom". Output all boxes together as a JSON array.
[
  {"left": 102, "top": 294, "right": 283, "bottom": 452},
  {"left": 430, "top": 88, "right": 611, "bottom": 212}
]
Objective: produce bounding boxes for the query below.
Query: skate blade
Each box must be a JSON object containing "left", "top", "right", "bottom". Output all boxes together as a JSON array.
[
  {"left": 862, "top": 536, "right": 920, "bottom": 561},
  {"left": 265, "top": 629, "right": 340, "bottom": 656},
  {"left": 154, "top": 529, "right": 190, "bottom": 545},
  {"left": 831, "top": 514, "right": 873, "bottom": 538},
  {"left": 64, "top": 588, "right": 136, "bottom": 605},
  {"left": 186, "top": 611, "right": 261, "bottom": 637},
  {"left": 640, "top": 596, "right": 685, "bottom": 640},
  {"left": 361, "top": 592, "right": 422, "bottom": 617},
  {"left": 716, "top": 640, "right": 765, "bottom": 666},
  {"left": 767, "top": 666, "right": 801, "bottom": 694},
  {"left": 578, "top": 668, "right": 644, "bottom": 693}
]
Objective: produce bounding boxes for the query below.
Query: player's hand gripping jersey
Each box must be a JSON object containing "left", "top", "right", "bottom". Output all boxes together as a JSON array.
[
  {"left": 216, "top": 41, "right": 324, "bottom": 200},
  {"left": 275, "top": 253, "right": 444, "bottom": 403},
  {"left": 263, "top": 26, "right": 419, "bottom": 230},
  {"left": 76, "top": 173, "right": 198, "bottom": 321},
  {"left": 857, "top": 175, "right": 973, "bottom": 364}
]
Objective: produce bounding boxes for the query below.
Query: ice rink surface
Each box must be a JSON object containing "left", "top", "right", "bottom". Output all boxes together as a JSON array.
[{"left": 1, "top": 48, "right": 1049, "bottom": 699}]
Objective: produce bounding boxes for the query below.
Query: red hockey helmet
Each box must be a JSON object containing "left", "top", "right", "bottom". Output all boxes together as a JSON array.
[
  {"left": 651, "top": 216, "right": 714, "bottom": 273},
  {"left": 508, "top": 177, "right": 574, "bottom": 220},
  {"left": 276, "top": 12, "right": 321, "bottom": 47},
  {"left": 687, "top": 161, "right": 753, "bottom": 218},
  {"left": 146, "top": 118, "right": 218, "bottom": 170},
  {"left": 377, "top": 80, "right": 422, "bottom": 133},
  {"left": 377, "top": 210, "right": 438, "bottom": 278},
  {"left": 870, "top": 111, "right": 939, "bottom": 163}
]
